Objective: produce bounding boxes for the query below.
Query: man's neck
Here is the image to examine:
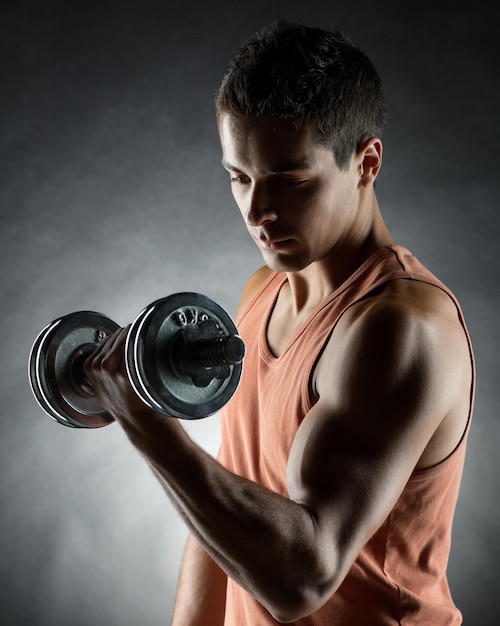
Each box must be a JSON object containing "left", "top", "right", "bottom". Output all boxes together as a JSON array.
[{"left": 284, "top": 204, "right": 395, "bottom": 315}]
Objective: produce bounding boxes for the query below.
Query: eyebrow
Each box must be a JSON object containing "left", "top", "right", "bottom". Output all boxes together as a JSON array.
[
  {"left": 221, "top": 158, "right": 313, "bottom": 174},
  {"left": 221, "top": 159, "right": 241, "bottom": 172}
]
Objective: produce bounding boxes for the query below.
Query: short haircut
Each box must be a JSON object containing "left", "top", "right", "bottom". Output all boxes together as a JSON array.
[{"left": 215, "top": 21, "right": 386, "bottom": 170}]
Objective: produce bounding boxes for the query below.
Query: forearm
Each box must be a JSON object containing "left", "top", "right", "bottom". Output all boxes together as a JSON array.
[
  {"left": 82, "top": 333, "right": 333, "bottom": 618},
  {"left": 173, "top": 533, "right": 227, "bottom": 626},
  {"left": 123, "top": 414, "right": 330, "bottom": 621}
]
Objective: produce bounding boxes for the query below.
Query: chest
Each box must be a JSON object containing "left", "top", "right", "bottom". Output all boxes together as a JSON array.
[{"left": 266, "top": 289, "right": 319, "bottom": 358}]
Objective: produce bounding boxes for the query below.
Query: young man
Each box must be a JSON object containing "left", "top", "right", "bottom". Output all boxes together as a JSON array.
[{"left": 87, "top": 21, "right": 474, "bottom": 625}]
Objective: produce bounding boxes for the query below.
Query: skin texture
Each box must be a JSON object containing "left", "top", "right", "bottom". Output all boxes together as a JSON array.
[{"left": 85, "top": 114, "right": 472, "bottom": 624}]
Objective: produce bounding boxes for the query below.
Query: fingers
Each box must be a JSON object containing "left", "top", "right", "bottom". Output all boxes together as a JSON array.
[
  {"left": 84, "top": 325, "right": 130, "bottom": 381},
  {"left": 83, "top": 324, "right": 152, "bottom": 422}
]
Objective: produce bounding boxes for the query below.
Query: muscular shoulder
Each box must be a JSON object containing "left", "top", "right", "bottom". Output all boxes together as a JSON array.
[
  {"left": 341, "top": 279, "right": 462, "bottom": 345},
  {"left": 310, "top": 278, "right": 471, "bottom": 471},
  {"left": 316, "top": 278, "right": 469, "bottom": 418},
  {"left": 236, "top": 266, "right": 274, "bottom": 321}
]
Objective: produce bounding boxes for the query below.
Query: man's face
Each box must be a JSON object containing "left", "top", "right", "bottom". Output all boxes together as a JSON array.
[{"left": 218, "top": 113, "right": 363, "bottom": 273}]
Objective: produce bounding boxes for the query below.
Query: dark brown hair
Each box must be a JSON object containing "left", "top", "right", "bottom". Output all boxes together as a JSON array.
[{"left": 216, "top": 21, "right": 386, "bottom": 170}]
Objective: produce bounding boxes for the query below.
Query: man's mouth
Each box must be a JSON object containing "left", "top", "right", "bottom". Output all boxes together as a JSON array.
[{"left": 257, "top": 237, "right": 294, "bottom": 251}]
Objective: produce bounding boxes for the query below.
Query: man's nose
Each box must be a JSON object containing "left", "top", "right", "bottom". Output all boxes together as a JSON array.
[{"left": 244, "top": 183, "right": 277, "bottom": 226}]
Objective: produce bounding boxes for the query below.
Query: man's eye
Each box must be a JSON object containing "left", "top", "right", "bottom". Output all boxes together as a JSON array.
[
  {"left": 277, "top": 177, "right": 308, "bottom": 187},
  {"left": 230, "top": 175, "right": 249, "bottom": 184}
]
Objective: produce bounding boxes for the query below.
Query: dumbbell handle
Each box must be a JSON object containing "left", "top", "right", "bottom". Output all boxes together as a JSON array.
[
  {"left": 176, "top": 333, "right": 245, "bottom": 371},
  {"left": 71, "top": 345, "right": 98, "bottom": 396},
  {"left": 69, "top": 331, "right": 245, "bottom": 398}
]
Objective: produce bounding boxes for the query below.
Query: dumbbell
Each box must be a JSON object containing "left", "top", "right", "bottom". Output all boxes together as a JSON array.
[{"left": 29, "top": 293, "right": 245, "bottom": 428}]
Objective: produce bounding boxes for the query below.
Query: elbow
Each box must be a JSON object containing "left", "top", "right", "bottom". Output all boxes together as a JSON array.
[
  {"left": 248, "top": 513, "right": 354, "bottom": 622},
  {"left": 266, "top": 579, "right": 339, "bottom": 623},
  {"left": 264, "top": 558, "right": 344, "bottom": 623}
]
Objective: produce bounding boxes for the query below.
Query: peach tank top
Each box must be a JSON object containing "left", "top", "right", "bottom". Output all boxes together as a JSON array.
[{"left": 219, "top": 245, "right": 475, "bottom": 625}]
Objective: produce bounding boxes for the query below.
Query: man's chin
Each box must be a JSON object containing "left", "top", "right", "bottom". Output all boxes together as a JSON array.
[{"left": 261, "top": 251, "right": 310, "bottom": 273}]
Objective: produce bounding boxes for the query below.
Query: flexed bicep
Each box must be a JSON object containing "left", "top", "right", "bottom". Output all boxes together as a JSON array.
[{"left": 286, "top": 281, "right": 471, "bottom": 590}]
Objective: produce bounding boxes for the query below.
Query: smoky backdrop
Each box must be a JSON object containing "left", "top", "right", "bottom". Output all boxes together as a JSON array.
[{"left": 1, "top": 1, "right": 498, "bottom": 624}]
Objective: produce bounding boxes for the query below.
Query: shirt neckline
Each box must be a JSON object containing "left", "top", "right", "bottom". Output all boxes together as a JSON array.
[{"left": 260, "top": 245, "right": 402, "bottom": 364}]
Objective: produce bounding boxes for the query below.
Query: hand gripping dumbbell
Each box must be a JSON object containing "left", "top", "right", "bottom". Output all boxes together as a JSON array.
[{"left": 29, "top": 293, "right": 245, "bottom": 428}]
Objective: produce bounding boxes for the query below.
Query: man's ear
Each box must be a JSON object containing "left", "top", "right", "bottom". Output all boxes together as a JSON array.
[{"left": 357, "top": 137, "right": 383, "bottom": 187}]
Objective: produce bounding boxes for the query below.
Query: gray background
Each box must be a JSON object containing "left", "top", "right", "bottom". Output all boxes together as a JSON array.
[{"left": 1, "top": 1, "right": 498, "bottom": 624}]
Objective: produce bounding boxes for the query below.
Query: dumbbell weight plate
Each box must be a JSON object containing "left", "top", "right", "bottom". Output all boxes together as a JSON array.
[
  {"left": 29, "top": 311, "right": 120, "bottom": 428},
  {"left": 126, "top": 293, "right": 244, "bottom": 419}
]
